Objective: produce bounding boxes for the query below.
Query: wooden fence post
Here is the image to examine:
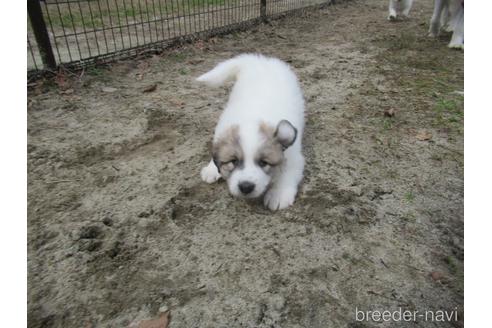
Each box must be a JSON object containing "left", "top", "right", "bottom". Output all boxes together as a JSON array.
[
  {"left": 260, "top": 0, "right": 267, "bottom": 21},
  {"left": 27, "top": 0, "right": 57, "bottom": 70}
]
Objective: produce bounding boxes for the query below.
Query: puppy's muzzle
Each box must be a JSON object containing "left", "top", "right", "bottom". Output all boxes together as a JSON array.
[{"left": 238, "top": 181, "right": 255, "bottom": 195}]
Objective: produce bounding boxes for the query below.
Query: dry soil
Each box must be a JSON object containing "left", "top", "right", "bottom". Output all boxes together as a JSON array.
[{"left": 27, "top": 1, "right": 464, "bottom": 327}]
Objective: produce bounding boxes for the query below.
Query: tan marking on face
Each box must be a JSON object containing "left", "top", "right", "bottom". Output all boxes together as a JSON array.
[
  {"left": 257, "top": 122, "right": 284, "bottom": 167},
  {"left": 212, "top": 125, "right": 243, "bottom": 178},
  {"left": 259, "top": 121, "right": 276, "bottom": 138}
]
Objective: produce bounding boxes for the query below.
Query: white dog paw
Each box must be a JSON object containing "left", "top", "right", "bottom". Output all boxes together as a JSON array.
[
  {"left": 201, "top": 164, "right": 221, "bottom": 184},
  {"left": 388, "top": 14, "right": 397, "bottom": 21},
  {"left": 264, "top": 187, "right": 297, "bottom": 211},
  {"left": 448, "top": 43, "right": 464, "bottom": 50}
]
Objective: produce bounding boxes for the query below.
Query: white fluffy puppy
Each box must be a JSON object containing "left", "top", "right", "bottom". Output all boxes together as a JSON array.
[
  {"left": 388, "top": 0, "right": 414, "bottom": 20},
  {"left": 197, "top": 54, "right": 305, "bottom": 211},
  {"left": 429, "top": 0, "right": 464, "bottom": 49}
]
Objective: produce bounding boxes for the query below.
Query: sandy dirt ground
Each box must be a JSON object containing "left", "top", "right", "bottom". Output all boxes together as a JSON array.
[{"left": 27, "top": 0, "right": 464, "bottom": 327}]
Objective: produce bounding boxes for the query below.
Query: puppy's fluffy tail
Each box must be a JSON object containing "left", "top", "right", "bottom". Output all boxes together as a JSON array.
[{"left": 196, "top": 55, "right": 252, "bottom": 87}]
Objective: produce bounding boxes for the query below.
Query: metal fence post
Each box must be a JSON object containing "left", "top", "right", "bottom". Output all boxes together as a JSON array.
[
  {"left": 260, "top": 0, "right": 267, "bottom": 21},
  {"left": 27, "top": 0, "right": 56, "bottom": 70}
]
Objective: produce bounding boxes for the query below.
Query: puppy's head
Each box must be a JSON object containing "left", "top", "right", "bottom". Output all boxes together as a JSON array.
[{"left": 212, "top": 120, "right": 297, "bottom": 198}]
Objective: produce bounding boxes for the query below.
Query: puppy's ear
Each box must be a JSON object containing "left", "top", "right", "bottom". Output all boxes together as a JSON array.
[
  {"left": 274, "top": 120, "right": 297, "bottom": 150},
  {"left": 212, "top": 152, "right": 221, "bottom": 173}
]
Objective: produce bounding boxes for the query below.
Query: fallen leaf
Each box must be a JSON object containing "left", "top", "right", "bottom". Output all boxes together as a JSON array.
[
  {"left": 431, "top": 271, "right": 443, "bottom": 280},
  {"left": 142, "top": 84, "right": 157, "bottom": 93},
  {"left": 69, "top": 95, "right": 82, "bottom": 102},
  {"left": 169, "top": 98, "right": 185, "bottom": 107},
  {"left": 430, "top": 271, "right": 445, "bottom": 281},
  {"left": 138, "top": 311, "right": 169, "bottom": 328},
  {"left": 28, "top": 99, "right": 37, "bottom": 109},
  {"left": 187, "top": 59, "right": 204, "bottom": 65},
  {"left": 137, "top": 61, "right": 150, "bottom": 71},
  {"left": 135, "top": 61, "right": 150, "bottom": 80},
  {"left": 31, "top": 80, "right": 45, "bottom": 96},
  {"left": 384, "top": 108, "right": 395, "bottom": 117},
  {"left": 61, "top": 88, "right": 74, "bottom": 95},
  {"left": 102, "top": 87, "right": 118, "bottom": 93},
  {"left": 55, "top": 72, "right": 71, "bottom": 91},
  {"left": 416, "top": 130, "right": 432, "bottom": 141},
  {"left": 195, "top": 40, "right": 206, "bottom": 50}
]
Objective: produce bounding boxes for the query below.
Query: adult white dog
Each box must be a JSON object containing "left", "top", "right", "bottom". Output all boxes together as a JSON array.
[
  {"left": 197, "top": 54, "right": 305, "bottom": 211},
  {"left": 429, "top": 0, "right": 464, "bottom": 49},
  {"left": 388, "top": 0, "right": 414, "bottom": 20}
]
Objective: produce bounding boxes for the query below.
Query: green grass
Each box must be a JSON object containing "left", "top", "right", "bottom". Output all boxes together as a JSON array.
[
  {"left": 87, "top": 67, "right": 104, "bottom": 76},
  {"left": 435, "top": 98, "right": 463, "bottom": 119},
  {"left": 404, "top": 191, "right": 415, "bottom": 203},
  {"left": 444, "top": 256, "right": 459, "bottom": 275},
  {"left": 381, "top": 117, "right": 393, "bottom": 131},
  {"left": 169, "top": 53, "right": 187, "bottom": 62},
  {"left": 433, "top": 96, "right": 464, "bottom": 131},
  {"left": 389, "top": 31, "right": 418, "bottom": 50},
  {"left": 444, "top": 255, "right": 463, "bottom": 294},
  {"left": 376, "top": 29, "right": 462, "bottom": 82},
  {"left": 44, "top": 0, "right": 228, "bottom": 29},
  {"left": 372, "top": 27, "right": 464, "bottom": 136},
  {"left": 190, "top": 0, "right": 226, "bottom": 7}
]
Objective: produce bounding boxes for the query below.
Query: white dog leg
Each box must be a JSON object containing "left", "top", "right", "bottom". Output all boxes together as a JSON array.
[
  {"left": 441, "top": 2, "right": 452, "bottom": 32},
  {"left": 401, "top": 0, "right": 414, "bottom": 17},
  {"left": 448, "top": 4, "right": 464, "bottom": 49},
  {"left": 201, "top": 159, "right": 221, "bottom": 183},
  {"left": 264, "top": 149, "right": 304, "bottom": 211},
  {"left": 446, "top": 0, "right": 462, "bottom": 31},
  {"left": 388, "top": 0, "right": 398, "bottom": 20},
  {"left": 429, "top": 0, "right": 446, "bottom": 37}
]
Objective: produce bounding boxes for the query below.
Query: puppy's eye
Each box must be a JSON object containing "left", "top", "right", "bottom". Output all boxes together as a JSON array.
[
  {"left": 258, "top": 160, "right": 269, "bottom": 168},
  {"left": 225, "top": 159, "right": 238, "bottom": 167}
]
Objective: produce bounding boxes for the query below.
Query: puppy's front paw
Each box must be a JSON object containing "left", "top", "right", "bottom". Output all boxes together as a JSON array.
[
  {"left": 264, "top": 187, "right": 297, "bottom": 211},
  {"left": 388, "top": 14, "right": 397, "bottom": 21},
  {"left": 448, "top": 42, "right": 464, "bottom": 50},
  {"left": 201, "top": 164, "right": 221, "bottom": 184}
]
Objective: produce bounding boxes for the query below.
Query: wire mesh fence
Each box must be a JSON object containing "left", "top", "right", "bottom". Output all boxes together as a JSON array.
[{"left": 28, "top": 0, "right": 335, "bottom": 74}]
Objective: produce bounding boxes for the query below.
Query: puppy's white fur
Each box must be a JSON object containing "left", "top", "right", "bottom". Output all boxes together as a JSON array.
[
  {"left": 388, "top": 0, "right": 414, "bottom": 20},
  {"left": 429, "top": 0, "right": 464, "bottom": 49},
  {"left": 197, "top": 54, "right": 305, "bottom": 211}
]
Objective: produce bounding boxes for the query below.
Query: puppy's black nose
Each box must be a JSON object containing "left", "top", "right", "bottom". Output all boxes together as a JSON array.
[{"left": 238, "top": 181, "right": 255, "bottom": 195}]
